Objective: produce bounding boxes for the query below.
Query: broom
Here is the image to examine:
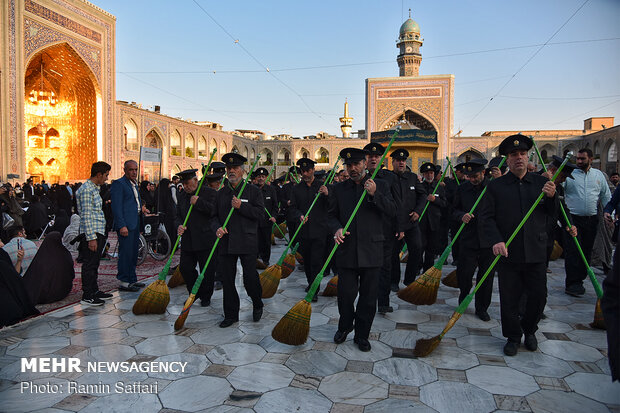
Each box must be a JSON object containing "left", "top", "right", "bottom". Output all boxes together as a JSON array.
[
  {"left": 175, "top": 155, "right": 261, "bottom": 330},
  {"left": 549, "top": 240, "right": 563, "bottom": 260},
  {"left": 273, "top": 222, "right": 288, "bottom": 239},
  {"left": 280, "top": 243, "right": 299, "bottom": 279},
  {"left": 397, "top": 160, "right": 451, "bottom": 260},
  {"left": 167, "top": 266, "right": 185, "bottom": 288},
  {"left": 259, "top": 242, "right": 298, "bottom": 299},
  {"left": 441, "top": 269, "right": 458, "bottom": 288},
  {"left": 132, "top": 148, "right": 217, "bottom": 315},
  {"left": 398, "top": 157, "right": 507, "bottom": 305},
  {"left": 529, "top": 137, "right": 605, "bottom": 329},
  {"left": 272, "top": 129, "right": 400, "bottom": 345},
  {"left": 278, "top": 157, "right": 342, "bottom": 275},
  {"left": 322, "top": 275, "right": 338, "bottom": 296},
  {"left": 265, "top": 207, "right": 289, "bottom": 242},
  {"left": 414, "top": 155, "right": 570, "bottom": 357}
]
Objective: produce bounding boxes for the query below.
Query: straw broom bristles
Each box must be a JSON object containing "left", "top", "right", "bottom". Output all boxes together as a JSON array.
[
  {"left": 295, "top": 251, "right": 304, "bottom": 264},
  {"left": 256, "top": 259, "right": 268, "bottom": 270},
  {"left": 441, "top": 269, "right": 458, "bottom": 288},
  {"left": 397, "top": 266, "right": 442, "bottom": 305},
  {"left": 550, "top": 240, "right": 563, "bottom": 260},
  {"left": 132, "top": 280, "right": 170, "bottom": 315},
  {"left": 280, "top": 254, "right": 296, "bottom": 279},
  {"left": 271, "top": 233, "right": 276, "bottom": 245},
  {"left": 260, "top": 264, "right": 282, "bottom": 298},
  {"left": 167, "top": 266, "right": 185, "bottom": 288},
  {"left": 413, "top": 311, "right": 463, "bottom": 357},
  {"left": 322, "top": 275, "right": 338, "bottom": 296},
  {"left": 590, "top": 298, "right": 606, "bottom": 330},
  {"left": 399, "top": 250, "right": 409, "bottom": 263},
  {"left": 271, "top": 300, "right": 311, "bottom": 345},
  {"left": 174, "top": 293, "right": 196, "bottom": 330}
]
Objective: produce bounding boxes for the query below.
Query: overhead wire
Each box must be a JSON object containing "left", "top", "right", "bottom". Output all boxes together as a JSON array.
[{"left": 462, "top": 0, "right": 592, "bottom": 130}]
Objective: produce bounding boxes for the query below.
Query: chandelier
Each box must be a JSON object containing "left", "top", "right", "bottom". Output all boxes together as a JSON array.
[{"left": 28, "top": 56, "right": 57, "bottom": 135}]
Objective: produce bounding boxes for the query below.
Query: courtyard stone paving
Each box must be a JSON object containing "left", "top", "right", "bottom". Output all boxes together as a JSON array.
[{"left": 0, "top": 243, "right": 619, "bottom": 412}]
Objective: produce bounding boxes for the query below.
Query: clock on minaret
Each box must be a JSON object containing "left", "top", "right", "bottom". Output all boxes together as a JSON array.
[{"left": 396, "top": 10, "right": 424, "bottom": 77}]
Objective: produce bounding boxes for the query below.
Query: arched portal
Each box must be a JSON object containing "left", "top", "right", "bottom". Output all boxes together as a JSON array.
[
  {"left": 260, "top": 148, "right": 273, "bottom": 166},
  {"left": 124, "top": 119, "right": 139, "bottom": 151},
  {"left": 315, "top": 147, "right": 329, "bottom": 164},
  {"left": 277, "top": 148, "right": 291, "bottom": 165},
  {"left": 382, "top": 109, "right": 437, "bottom": 131},
  {"left": 24, "top": 43, "right": 100, "bottom": 181},
  {"left": 457, "top": 148, "right": 484, "bottom": 164}
]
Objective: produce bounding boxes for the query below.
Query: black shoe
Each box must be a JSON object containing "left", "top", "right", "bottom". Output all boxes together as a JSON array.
[
  {"left": 540, "top": 313, "right": 547, "bottom": 320},
  {"left": 565, "top": 285, "right": 585, "bottom": 297},
  {"left": 219, "top": 318, "right": 238, "bottom": 328},
  {"left": 81, "top": 297, "right": 104, "bottom": 306},
  {"left": 132, "top": 282, "right": 146, "bottom": 288},
  {"left": 524, "top": 334, "right": 538, "bottom": 351},
  {"left": 354, "top": 337, "right": 371, "bottom": 352},
  {"left": 334, "top": 327, "right": 353, "bottom": 344},
  {"left": 118, "top": 283, "right": 140, "bottom": 292},
  {"left": 476, "top": 310, "right": 491, "bottom": 322},
  {"left": 312, "top": 292, "right": 318, "bottom": 302},
  {"left": 94, "top": 291, "right": 113, "bottom": 300},
  {"left": 214, "top": 281, "right": 223, "bottom": 291},
  {"left": 378, "top": 306, "right": 393, "bottom": 314},
  {"left": 253, "top": 307, "right": 263, "bottom": 322},
  {"left": 503, "top": 340, "right": 519, "bottom": 356},
  {"left": 304, "top": 285, "right": 310, "bottom": 292},
  {"left": 200, "top": 298, "right": 211, "bottom": 307},
  {"left": 390, "top": 283, "right": 399, "bottom": 293}
]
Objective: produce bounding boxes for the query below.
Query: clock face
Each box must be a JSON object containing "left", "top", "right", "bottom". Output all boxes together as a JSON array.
[{"left": 405, "top": 46, "right": 412, "bottom": 53}]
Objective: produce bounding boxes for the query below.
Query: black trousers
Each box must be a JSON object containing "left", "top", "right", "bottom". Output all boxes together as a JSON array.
[
  {"left": 299, "top": 236, "right": 326, "bottom": 287},
  {"left": 337, "top": 267, "right": 380, "bottom": 340},
  {"left": 219, "top": 253, "right": 263, "bottom": 320},
  {"left": 564, "top": 214, "right": 598, "bottom": 289},
  {"left": 498, "top": 262, "right": 547, "bottom": 342},
  {"left": 257, "top": 225, "right": 272, "bottom": 265},
  {"left": 378, "top": 233, "right": 393, "bottom": 307},
  {"left": 80, "top": 233, "right": 106, "bottom": 298},
  {"left": 457, "top": 246, "right": 494, "bottom": 312},
  {"left": 391, "top": 226, "right": 422, "bottom": 286},
  {"left": 180, "top": 248, "right": 215, "bottom": 302},
  {"left": 450, "top": 222, "right": 461, "bottom": 263}
]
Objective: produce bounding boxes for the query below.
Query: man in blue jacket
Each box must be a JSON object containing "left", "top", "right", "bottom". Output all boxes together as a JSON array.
[{"left": 111, "top": 160, "right": 146, "bottom": 292}]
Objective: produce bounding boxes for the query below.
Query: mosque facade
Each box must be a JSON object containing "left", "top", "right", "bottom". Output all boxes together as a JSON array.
[{"left": 1, "top": 0, "right": 617, "bottom": 184}]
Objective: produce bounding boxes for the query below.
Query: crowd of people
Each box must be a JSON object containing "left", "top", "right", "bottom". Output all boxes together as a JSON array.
[{"left": 0, "top": 134, "right": 617, "bottom": 381}]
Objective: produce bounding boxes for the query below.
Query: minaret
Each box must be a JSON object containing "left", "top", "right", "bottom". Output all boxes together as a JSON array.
[
  {"left": 396, "top": 9, "right": 423, "bottom": 77},
  {"left": 339, "top": 100, "right": 353, "bottom": 138}
]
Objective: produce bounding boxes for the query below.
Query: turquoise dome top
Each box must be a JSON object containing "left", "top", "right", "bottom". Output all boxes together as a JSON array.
[{"left": 399, "top": 18, "right": 420, "bottom": 35}]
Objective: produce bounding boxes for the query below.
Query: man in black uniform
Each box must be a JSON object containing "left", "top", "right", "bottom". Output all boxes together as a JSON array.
[
  {"left": 452, "top": 159, "right": 494, "bottom": 321},
  {"left": 206, "top": 161, "right": 226, "bottom": 290},
  {"left": 176, "top": 169, "right": 217, "bottom": 307},
  {"left": 212, "top": 153, "right": 264, "bottom": 328},
  {"left": 282, "top": 166, "right": 301, "bottom": 248},
  {"left": 390, "top": 149, "right": 426, "bottom": 288},
  {"left": 418, "top": 162, "right": 447, "bottom": 272},
  {"left": 255, "top": 167, "right": 278, "bottom": 267},
  {"left": 363, "top": 142, "right": 401, "bottom": 314},
  {"left": 330, "top": 148, "right": 396, "bottom": 352},
  {"left": 446, "top": 163, "right": 465, "bottom": 265},
  {"left": 289, "top": 158, "right": 329, "bottom": 301},
  {"left": 478, "top": 135, "right": 557, "bottom": 356}
]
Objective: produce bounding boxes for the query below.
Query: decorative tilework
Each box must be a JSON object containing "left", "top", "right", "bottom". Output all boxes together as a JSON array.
[
  {"left": 25, "top": 0, "right": 102, "bottom": 43},
  {"left": 23, "top": 18, "right": 102, "bottom": 84},
  {"left": 9, "top": 0, "right": 18, "bottom": 172},
  {"left": 378, "top": 88, "right": 441, "bottom": 99},
  {"left": 144, "top": 118, "right": 168, "bottom": 137}
]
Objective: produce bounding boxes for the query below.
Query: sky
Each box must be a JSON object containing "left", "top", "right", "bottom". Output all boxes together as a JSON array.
[{"left": 98, "top": 0, "right": 620, "bottom": 138}]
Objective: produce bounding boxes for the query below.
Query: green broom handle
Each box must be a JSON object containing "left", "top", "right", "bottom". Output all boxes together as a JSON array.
[
  {"left": 455, "top": 156, "right": 570, "bottom": 315},
  {"left": 264, "top": 207, "right": 289, "bottom": 242},
  {"left": 433, "top": 156, "right": 508, "bottom": 267},
  {"left": 157, "top": 148, "right": 217, "bottom": 280},
  {"left": 447, "top": 157, "right": 460, "bottom": 185},
  {"left": 190, "top": 155, "right": 261, "bottom": 295},
  {"left": 276, "top": 157, "right": 341, "bottom": 266},
  {"left": 306, "top": 129, "right": 400, "bottom": 301},
  {"left": 419, "top": 163, "right": 449, "bottom": 222},
  {"left": 266, "top": 165, "right": 276, "bottom": 182},
  {"left": 530, "top": 138, "right": 604, "bottom": 298},
  {"left": 400, "top": 162, "right": 450, "bottom": 255}
]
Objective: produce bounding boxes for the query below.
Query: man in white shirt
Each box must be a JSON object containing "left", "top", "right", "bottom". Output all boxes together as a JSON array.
[{"left": 563, "top": 148, "right": 611, "bottom": 296}]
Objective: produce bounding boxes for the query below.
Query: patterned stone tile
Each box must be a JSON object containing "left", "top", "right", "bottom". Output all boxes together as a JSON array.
[
  {"left": 373, "top": 358, "right": 437, "bottom": 386},
  {"left": 319, "top": 372, "right": 388, "bottom": 405},
  {"left": 203, "top": 364, "right": 235, "bottom": 378},
  {"left": 68, "top": 314, "right": 120, "bottom": 330},
  {"left": 254, "top": 387, "right": 332, "bottom": 413},
  {"left": 493, "top": 395, "right": 531, "bottom": 412},
  {"left": 6, "top": 336, "right": 69, "bottom": 357},
  {"left": 534, "top": 376, "right": 571, "bottom": 391},
  {"left": 565, "top": 372, "right": 620, "bottom": 405},
  {"left": 538, "top": 340, "right": 604, "bottom": 362},
  {"left": 0, "top": 378, "right": 69, "bottom": 412},
  {"left": 290, "top": 374, "right": 321, "bottom": 390},
  {"left": 258, "top": 335, "right": 314, "bottom": 354},
  {"left": 365, "top": 398, "right": 433, "bottom": 412},
  {"left": 384, "top": 309, "right": 430, "bottom": 324},
  {"left": 420, "top": 381, "right": 496, "bottom": 413},
  {"left": 419, "top": 345, "right": 479, "bottom": 370},
  {"left": 14, "top": 321, "right": 68, "bottom": 338},
  {"left": 467, "top": 366, "right": 539, "bottom": 396},
  {"left": 437, "top": 368, "right": 467, "bottom": 382},
  {"left": 225, "top": 390, "right": 262, "bottom": 408},
  {"left": 345, "top": 360, "right": 373, "bottom": 373},
  {"left": 52, "top": 393, "right": 97, "bottom": 411},
  {"left": 190, "top": 327, "right": 244, "bottom": 346},
  {"left": 568, "top": 360, "right": 604, "bottom": 373},
  {"left": 379, "top": 329, "right": 427, "bottom": 348},
  {"left": 148, "top": 353, "right": 210, "bottom": 380},
  {"left": 54, "top": 344, "right": 88, "bottom": 357},
  {"left": 477, "top": 354, "right": 507, "bottom": 367},
  {"left": 75, "top": 344, "right": 136, "bottom": 363},
  {"left": 566, "top": 329, "right": 609, "bottom": 349},
  {"left": 261, "top": 352, "right": 289, "bottom": 364},
  {"left": 70, "top": 328, "right": 127, "bottom": 347},
  {"left": 456, "top": 335, "right": 506, "bottom": 356},
  {"left": 285, "top": 350, "right": 347, "bottom": 377},
  {"left": 160, "top": 376, "right": 232, "bottom": 412},
  {"left": 526, "top": 389, "right": 609, "bottom": 413},
  {"left": 126, "top": 320, "right": 175, "bottom": 337},
  {"left": 417, "top": 321, "right": 469, "bottom": 339},
  {"left": 227, "top": 362, "right": 294, "bottom": 392},
  {"left": 186, "top": 343, "right": 214, "bottom": 354},
  {"left": 207, "top": 343, "right": 266, "bottom": 366},
  {"left": 334, "top": 340, "right": 392, "bottom": 362},
  {"left": 388, "top": 384, "right": 421, "bottom": 401},
  {"left": 329, "top": 403, "right": 363, "bottom": 413},
  {"left": 504, "top": 352, "right": 573, "bottom": 378},
  {"left": 134, "top": 335, "right": 193, "bottom": 356},
  {"left": 313, "top": 341, "right": 337, "bottom": 352}
]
